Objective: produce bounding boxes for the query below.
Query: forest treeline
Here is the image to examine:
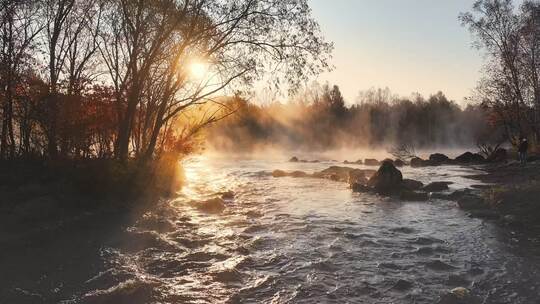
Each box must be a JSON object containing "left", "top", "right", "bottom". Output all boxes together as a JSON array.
[
  {"left": 207, "top": 86, "right": 499, "bottom": 151},
  {"left": 0, "top": 0, "right": 331, "bottom": 162}
]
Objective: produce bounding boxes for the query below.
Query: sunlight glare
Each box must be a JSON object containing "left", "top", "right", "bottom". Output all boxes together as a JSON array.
[{"left": 189, "top": 61, "right": 208, "bottom": 79}]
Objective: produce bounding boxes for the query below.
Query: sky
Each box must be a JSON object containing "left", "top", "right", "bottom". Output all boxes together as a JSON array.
[{"left": 308, "top": 0, "right": 484, "bottom": 105}]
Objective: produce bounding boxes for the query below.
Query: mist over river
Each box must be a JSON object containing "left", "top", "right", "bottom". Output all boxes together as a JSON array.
[{"left": 2, "top": 154, "right": 540, "bottom": 303}]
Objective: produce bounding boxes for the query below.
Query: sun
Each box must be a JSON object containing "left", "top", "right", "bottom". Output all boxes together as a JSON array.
[{"left": 189, "top": 61, "right": 208, "bottom": 79}]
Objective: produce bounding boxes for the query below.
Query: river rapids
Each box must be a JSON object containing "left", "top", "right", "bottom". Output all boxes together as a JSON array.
[{"left": 2, "top": 155, "right": 540, "bottom": 303}]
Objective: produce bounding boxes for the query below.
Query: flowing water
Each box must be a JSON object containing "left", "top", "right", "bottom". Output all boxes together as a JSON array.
[{"left": 2, "top": 154, "right": 540, "bottom": 303}]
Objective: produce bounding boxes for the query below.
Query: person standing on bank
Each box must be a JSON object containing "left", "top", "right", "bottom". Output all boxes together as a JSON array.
[{"left": 518, "top": 137, "right": 529, "bottom": 166}]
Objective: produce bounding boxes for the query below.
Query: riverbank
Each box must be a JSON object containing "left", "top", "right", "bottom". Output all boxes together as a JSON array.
[
  {"left": 467, "top": 160, "right": 540, "bottom": 233},
  {"left": 0, "top": 158, "right": 184, "bottom": 245}
]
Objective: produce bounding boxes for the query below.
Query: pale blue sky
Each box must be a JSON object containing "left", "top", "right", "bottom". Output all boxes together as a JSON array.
[{"left": 308, "top": 0, "right": 483, "bottom": 105}]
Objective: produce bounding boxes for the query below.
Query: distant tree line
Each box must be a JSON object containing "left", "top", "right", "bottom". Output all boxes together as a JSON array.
[
  {"left": 461, "top": 0, "right": 540, "bottom": 146},
  {"left": 0, "top": 0, "right": 332, "bottom": 162},
  {"left": 207, "top": 85, "right": 498, "bottom": 151}
]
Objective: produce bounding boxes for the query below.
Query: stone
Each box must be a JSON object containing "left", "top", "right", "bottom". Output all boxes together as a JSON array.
[
  {"left": 429, "top": 153, "right": 450, "bottom": 164},
  {"left": 410, "top": 157, "right": 426, "bottom": 167},
  {"left": 195, "top": 198, "right": 226, "bottom": 213},
  {"left": 367, "top": 161, "right": 403, "bottom": 194},
  {"left": 437, "top": 287, "right": 481, "bottom": 304},
  {"left": 364, "top": 159, "right": 380, "bottom": 166},
  {"left": 455, "top": 152, "right": 485, "bottom": 163},
  {"left": 272, "top": 170, "right": 287, "bottom": 177},
  {"left": 402, "top": 179, "right": 424, "bottom": 191},
  {"left": 394, "top": 159, "right": 405, "bottom": 167},
  {"left": 290, "top": 171, "right": 309, "bottom": 178},
  {"left": 289, "top": 156, "right": 299, "bottom": 162}
]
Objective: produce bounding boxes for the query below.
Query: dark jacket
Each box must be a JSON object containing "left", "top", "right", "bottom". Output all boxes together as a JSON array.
[{"left": 518, "top": 140, "right": 529, "bottom": 153}]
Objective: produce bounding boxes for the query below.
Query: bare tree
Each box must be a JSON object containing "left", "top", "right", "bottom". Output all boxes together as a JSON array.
[
  {"left": 98, "top": 0, "right": 333, "bottom": 162},
  {"left": 0, "top": 0, "right": 42, "bottom": 159}
]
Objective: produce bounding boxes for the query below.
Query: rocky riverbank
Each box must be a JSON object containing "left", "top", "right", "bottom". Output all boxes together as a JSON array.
[{"left": 283, "top": 150, "right": 540, "bottom": 234}]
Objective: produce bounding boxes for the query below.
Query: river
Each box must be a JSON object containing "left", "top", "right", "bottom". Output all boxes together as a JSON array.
[{"left": 2, "top": 154, "right": 540, "bottom": 303}]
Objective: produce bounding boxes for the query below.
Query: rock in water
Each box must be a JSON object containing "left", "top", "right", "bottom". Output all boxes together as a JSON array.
[
  {"left": 400, "top": 190, "right": 429, "bottom": 201},
  {"left": 455, "top": 152, "right": 485, "bottom": 163},
  {"left": 367, "top": 160, "right": 403, "bottom": 194},
  {"left": 394, "top": 159, "right": 405, "bottom": 167},
  {"left": 289, "top": 156, "right": 299, "bottom": 162},
  {"left": 429, "top": 153, "right": 450, "bottom": 164},
  {"left": 364, "top": 159, "right": 380, "bottom": 166},
  {"left": 423, "top": 182, "right": 452, "bottom": 192},
  {"left": 437, "top": 287, "right": 481, "bottom": 304},
  {"left": 410, "top": 157, "right": 425, "bottom": 167},
  {"left": 348, "top": 169, "right": 367, "bottom": 186},
  {"left": 290, "top": 171, "right": 309, "bottom": 178},
  {"left": 195, "top": 198, "right": 226, "bottom": 213},
  {"left": 272, "top": 170, "right": 287, "bottom": 178},
  {"left": 402, "top": 179, "right": 424, "bottom": 191}
]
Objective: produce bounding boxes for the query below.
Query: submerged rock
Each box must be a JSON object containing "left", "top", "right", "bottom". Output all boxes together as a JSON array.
[
  {"left": 364, "top": 159, "right": 380, "bottom": 166},
  {"left": 391, "top": 279, "right": 413, "bottom": 291},
  {"left": 272, "top": 170, "right": 288, "bottom": 178},
  {"left": 400, "top": 190, "right": 429, "bottom": 201},
  {"left": 455, "top": 152, "right": 485, "bottom": 163},
  {"left": 220, "top": 191, "right": 235, "bottom": 200},
  {"left": 437, "top": 287, "right": 481, "bottom": 304},
  {"left": 194, "top": 198, "right": 226, "bottom": 213},
  {"left": 290, "top": 171, "right": 309, "bottom": 178},
  {"left": 410, "top": 157, "right": 426, "bottom": 167},
  {"left": 423, "top": 182, "right": 452, "bottom": 192},
  {"left": 367, "top": 160, "right": 403, "bottom": 194},
  {"left": 402, "top": 179, "right": 424, "bottom": 191}
]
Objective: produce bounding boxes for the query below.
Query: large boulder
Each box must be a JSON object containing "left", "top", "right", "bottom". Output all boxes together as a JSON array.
[
  {"left": 429, "top": 153, "right": 450, "bottom": 164},
  {"left": 402, "top": 179, "right": 424, "bottom": 191},
  {"left": 423, "top": 182, "right": 452, "bottom": 192},
  {"left": 487, "top": 148, "right": 507, "bottom": 163},
  {"left": 455, "top": 152, "right": 485, "bottom": 163},
  {"left": 364, "top": 159, "right": 380, "bottom": 166},
  {"left": 367, "top": 161, "right": 403, "bottom": 194}
]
